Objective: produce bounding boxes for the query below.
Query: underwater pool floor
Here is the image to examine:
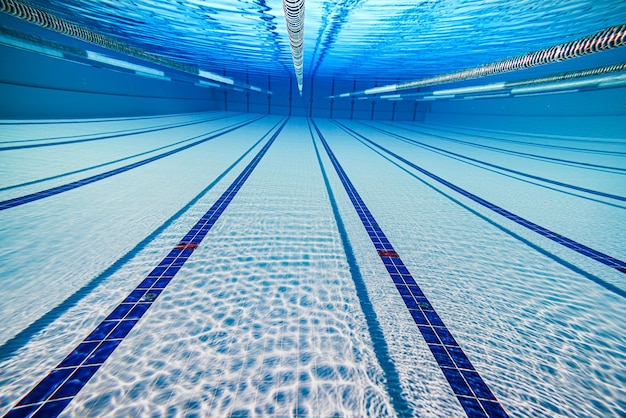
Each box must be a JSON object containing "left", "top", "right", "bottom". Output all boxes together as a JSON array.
[{"left": 0, "top": 112, "right": 624, "bottom": 417}]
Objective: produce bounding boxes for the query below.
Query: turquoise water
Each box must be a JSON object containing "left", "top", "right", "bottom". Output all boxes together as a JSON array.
[{"left": 1, "top": 1, "right": 626, "bottom": 417}]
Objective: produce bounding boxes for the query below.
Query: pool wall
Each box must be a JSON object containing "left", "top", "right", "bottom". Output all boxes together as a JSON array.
[
  {"left": 4, "top": 42, "right": 626, "bottom": 127},
  {"left": 0, "top": 44, "right": 222, "bottom": 118},
  {"left": 2, "top": 12, "right": 626, "bottom": 127}
]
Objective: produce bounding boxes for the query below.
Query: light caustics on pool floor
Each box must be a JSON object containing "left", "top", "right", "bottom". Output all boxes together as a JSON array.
[{"left": 0, "top": 113, "right": 625, "bottom": 417}]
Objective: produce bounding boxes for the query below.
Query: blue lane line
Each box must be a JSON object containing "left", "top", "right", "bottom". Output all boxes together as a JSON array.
[
  {"left": 311, "top": 120, "right": 508, "bottom": 418},
  {"left": 423, "top": 121, "right": 625, "bottom": 146},
  {"left": 0, "top": 115, "right": 265, "bottom": 211},
  {"left": 0, "top": 113, "right": 182, "bottom": 126},
  {"left": 360, "top": 123, "right": 626, "bottom": 203},
  {"left": 376, "top": 121, "right": 626, "bottom": 174},
  {"left": 361, "top": 124, "right": 626, "bottom": 211},
  {"left": 3, "top": 118, "right": 288, "bottom": 418},
  {"left": 362, "top": 126, "right": 626, "bottom": 211},
  {"left": 335, "top": 121, "right": 626, "bottom": 275}
]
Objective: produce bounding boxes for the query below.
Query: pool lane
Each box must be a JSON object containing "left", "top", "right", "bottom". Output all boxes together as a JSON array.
[
  {"left": 53, "top": 117, "right": 406, "bottom": 416},
  {"left": 0, "top": 116, "right": 282, "bottom": 351},
  {"left": 0, "top": 113, "right": 240, "bottom": 150},
  {"left": 0, "top": 115, "right": 265, "bottom": 211},
  {"left": 408, "top": 122, "right": 626, "bottom": 154},
  {"left": 334, "top": 121, "right": 626, "bottom": 279},
  {"left": 0, "top": 115, "right": 245, "bottom": 193},
  {"left": 3, "top": 118, "right": 288, "bottom": 418},
  {"left": 311, "top": 119, "right": 508, "bottom": 418},
  {"left": 0, "top": 118, "right": 283, "bottom": 363},
  {"left": 361, "top": 123, "right": 626, "bottom": 203},
  {"left": 2, "top": 115, "right": 622, "bottom": 417},
  {"left": 375, "top": 121, "right": 626, "bottom": 174}
]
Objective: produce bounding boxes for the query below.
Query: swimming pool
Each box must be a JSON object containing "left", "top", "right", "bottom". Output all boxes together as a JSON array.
[
  {"left": 1, "top": 1, "right": 625, "bottom": 417},
  {"left": 1, "top": 111, "right": 624, "bottom": 416}
]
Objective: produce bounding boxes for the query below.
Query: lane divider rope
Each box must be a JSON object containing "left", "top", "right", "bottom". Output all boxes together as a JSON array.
[{"left": 331, "top": 24, "right": 626, "bottom": 98}]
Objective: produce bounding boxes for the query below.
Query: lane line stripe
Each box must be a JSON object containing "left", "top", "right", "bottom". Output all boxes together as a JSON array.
[
  {"left": 347, "top": 125, "right": 626, "bottom": 300},
  {"left": 421, "top": 121, "right": 625, "bottom": 145},
  {"left": 3, "top": 118, "right": 288, "bottom": 418},
  {"left": 335, "top": 121, "right": 626, "bottom": 275},
  {"left": 406, "top": 122, "right": 626, "bottom": 154},
  {"left": 0, "top": 115, "right": 265, "bottom": 211},
  {"left": 311, "top": 119, "right": 508, "bottom": 418},
  {"left": 0, "top": 112, "right": 187, "bottom": 126},
  {"left": 358, "top": 127, "right": 626, "bottom": 211}
]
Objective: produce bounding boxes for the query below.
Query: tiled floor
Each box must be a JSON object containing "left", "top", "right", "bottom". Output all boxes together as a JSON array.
[{"left": 0, "top": 112, "right": 624, "bottom": 417}]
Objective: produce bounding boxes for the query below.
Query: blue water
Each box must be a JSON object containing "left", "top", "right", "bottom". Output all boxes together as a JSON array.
[
  {"left": 1, "top": 1, "right": 626, "bottom": 417},
  {"left": 24, "top": 0, "right": 626, "bottom": 83}
]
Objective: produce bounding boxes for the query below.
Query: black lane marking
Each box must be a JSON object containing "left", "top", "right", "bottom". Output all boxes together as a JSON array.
[
  {"left": 308, "top": 119, "right": 412, "bottom": 416},
  {"left": 0, "top": 112, "right": 183, "bottom": 125},
  {"left": 3, "top": 118, "right": 288, "bottom": 418},
  {"left": 311, "top": 119, "right": 508, "bottom": 418},
  {"left": 0, "top": 115, "right": 245, "bottom": 193},
  {"left": 345, "top": 123, "right": 626, "bottom": 300},
  {"left": 405, "top": 121, "right": 626, "bottom": 155}
]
